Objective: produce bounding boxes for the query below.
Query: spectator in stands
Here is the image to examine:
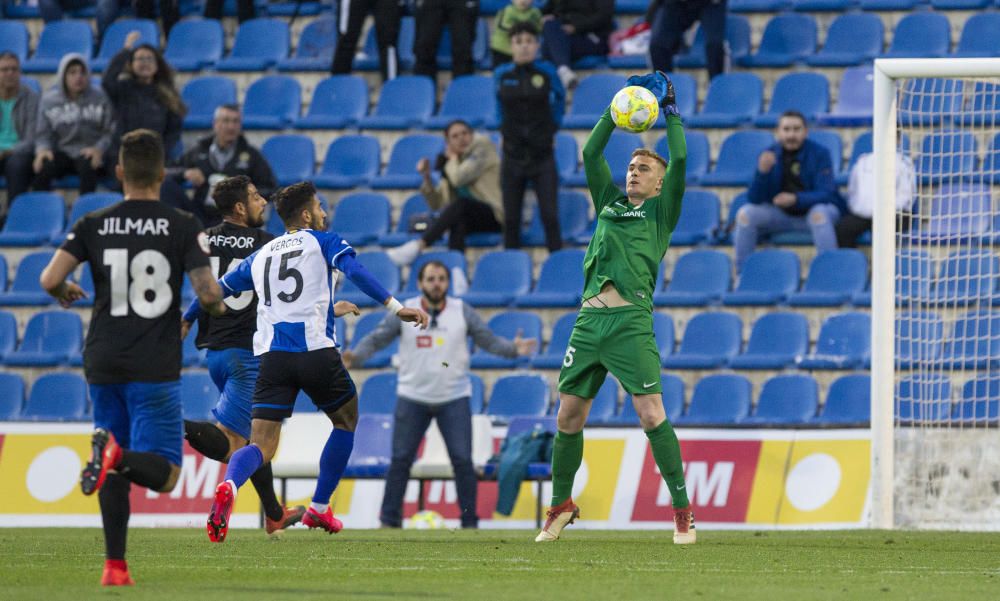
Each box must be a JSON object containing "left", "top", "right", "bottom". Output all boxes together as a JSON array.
[
  {"left": 330, "top": 0, "right": 402, "bottom": 82},
  {"left": 165, "top": 104, "right": 276, "bottom": 227},
  {"left": 540, "top": 0, "right": 615, "bottom": 90},
  {"left": 647, "top": 0, "right": 727, "bottom": 80},
  {"left": 102, "top": 31, "right": 185, "bottom": 185},
  {"left": 495, "top": 22, "right": 564, "bottom": 252},
  {"left": 97, "top": 0, "right": 180, "bottom": 38},
  {"left": 32, "top": 54, "right": 114, "bottom": 196},
  {"left": 343, "top": 260, "right": 536, "bottom": 530},
  {"left": 38, "top": 0, "right": 118, "bottom": 44},
  {"left": 0, "top": 52, "right": 38, "bottom": 210},
  {"left": 413, "top": 0, "right": 479, "bottom": 82},
  {"left": 490, "top": 0, "right": 543, "bottom": 67},
  {"left": 204, "top": 0, "right": 255, "bottom": 23},
  {"left": 386, "top": 120, "right": 503, "bottom": 267},
  {"left": 734, "top": 110, "right": 845, "bottom": 272},
  {"left": 836, "top": 149, "right": 915, "bottom": 248}
]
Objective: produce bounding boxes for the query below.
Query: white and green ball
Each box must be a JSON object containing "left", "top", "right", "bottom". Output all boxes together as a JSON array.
[
  {"left": 610, "top": 85, "right": 660, "bottom": 133},
  {"left": 407, "top": 510, "right": 446, "bottom": 530}
]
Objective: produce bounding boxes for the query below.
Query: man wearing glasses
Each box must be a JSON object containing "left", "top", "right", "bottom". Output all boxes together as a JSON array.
[{"left": 343, "top": 260, "right": 536, "bottom": 528}]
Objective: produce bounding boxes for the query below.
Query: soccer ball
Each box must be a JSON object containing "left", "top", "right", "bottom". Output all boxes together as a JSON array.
[
  {"left": 610, "top": 86, "right": 659, "bottom": 133},
  {"left": 407, "top": 510, "right": 446, "bottom": 530}
]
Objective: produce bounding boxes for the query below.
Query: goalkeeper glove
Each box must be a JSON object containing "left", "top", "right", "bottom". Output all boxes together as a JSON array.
[{"left": 625, "top": 71, "right": 680, "bottom": 118}]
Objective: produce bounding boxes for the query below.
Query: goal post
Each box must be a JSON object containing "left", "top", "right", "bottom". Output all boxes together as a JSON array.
[{"left": 872, "top": 58, "right": 1000, "bottom": 530}]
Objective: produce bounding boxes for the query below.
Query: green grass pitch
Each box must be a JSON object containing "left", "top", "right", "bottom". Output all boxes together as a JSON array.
[{"left": 2, "top": 529, "right": 999, "bottom": 600}]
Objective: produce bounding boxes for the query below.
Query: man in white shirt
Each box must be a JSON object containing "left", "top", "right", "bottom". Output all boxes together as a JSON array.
[{"left": 836, "top": 151, "right": 916, "bottom": 248}]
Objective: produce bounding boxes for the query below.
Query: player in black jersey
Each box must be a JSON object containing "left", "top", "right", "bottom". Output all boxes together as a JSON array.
[{"left": 39, "top": 129, "right": 227, "bottom": 587}]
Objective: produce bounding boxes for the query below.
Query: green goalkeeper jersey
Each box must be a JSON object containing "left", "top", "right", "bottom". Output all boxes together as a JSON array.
[{"left": 580, "top": 109, "right": 687, "bottom": 312}]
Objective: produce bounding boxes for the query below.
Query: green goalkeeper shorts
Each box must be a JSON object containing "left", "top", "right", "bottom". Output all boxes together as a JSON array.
[{"left": 557, "top": 305, "right": 663, "bottom": 399}]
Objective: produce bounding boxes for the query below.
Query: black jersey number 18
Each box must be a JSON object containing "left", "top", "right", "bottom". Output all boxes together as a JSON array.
[{"left": 262, "top": 250, "right": 304, "bottom": 306}]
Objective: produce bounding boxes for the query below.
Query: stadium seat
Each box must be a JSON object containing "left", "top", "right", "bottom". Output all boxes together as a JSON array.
[
  {"left": 675, "top": 15, "right": 751, "bottom": 69},
  {"left": 432, "top": 18, "right": 490, "bottom": 71},
  {"left": 531, "top": 311, "right": 577, "bottom": 369},
  {"left": 938, "top": 310, "right": 1000, "bottom": 370},
  {"left": 181, "top": 319, "right": 205, "bottom": 367},
  {"left": 882, "top": 13, "right": 950, "bottom": 59},
  {"left": 462, "top": 250, "right": 532, "bottom": 307},
  {"left": 165, "top": 18, "right": 224, "bottom": 71},
  {"left": 0, "top": 251, "right": 56, "bottom": 306},
  {"left": 860, "top": 0, "right": 919, "bottom": 8},
  {"left": 655, "top": 130, "right": 710, "bottom": 184},
  {"left": 294, "top": 76, "right": 368, "bottom": 130},
  {"left": 91, "top": 19, "right": 159, "bottom": 71},
  {"left": 23, "top": 21, "right": 93, "bottom": 73},
  {"left": 818, "top": 66, "right": 874, "bottom": 127},
  {"left": 739, "top": 13, "right": 816, "bottom": 67},
  {"left": 957, "top": 83, "right": 1000, "bottom": 128},
  {"left": 521, "top": 190, "right": 590, "bottom": 246},
  {"left": 0, "top": 373, "right": 25, "bottom": 420},
  {"left": 742, "top": 374, "right": 818, "bottom": 425},
  {"left": 377, "top": 194, "right": 431, "bottom": 247},
  {"left": 261, "top": 135, "right": 314, "bottom": 185},
  {"left": 953, "top": 14, "right": 1000, "bottom": 58},
  {"left": 58, "top": 192, "right": 121, "bottom": 244},
  {"left": 0, "top": 21, "right": 29, "bottom": 62},
  {"left": 0, "top": 192, "right": 64, "bottom": 246},
  {"left": 370, "top": 134, "right": 445, "bottom": 189},
  {"left": 427, "top": 75, "right": 496, "bottom": 129},
  {"left": 358, "top": 76, "right": 435, "bottom": 130},
  {"left": 180, "top": 372, "right": 216, "bottom": 421},
  {"left": 699, "top": 131, "right": 774, "bottom": 186},
  {"left": 798, "top": 312, "right": 871, "bottom": 370},
  {"left": 330, "top": 193, "right": 391, "bottom": 246},
  {"left": 723, "top": 249, "right": 800, "bottom": 306},
  {"left": 359, "top": 372, "right": 398, "bottom": 414},
  {"left": 562, "top": 74, "right": 628, "bottom": 129},
  {"left": 555, "top": 133, "right": 579, "bottom": 182},
  {"left": 402, "top": 251, "right": 467, "bottom": 296},
  {"left": 575, "top": 377, "right": 620, "bottom": 425},
  {"left": 468, "top": 373, "right": 485, "bottom": 414},
  {"left": 813, "top": 374, "right": 870, "bottom": 426},
  {"left": 655, "top": 250, "right": 730, "bottom": 306},
  {"left": 181, "top": 76, "right": 237, "bottom": 129},
  {"left": 668, "top": 190, "right": 720, "bottom": 246},
  {"left": 898, "top": 79, "right": 965, "bottom": 127},
  {"left": 686, "top": 73, "right": 762, "bottom": 128},
  {"left": 928, "top": 250, "right": 998, "bottom": 306},
  {"left": 652, "top": 312, "right": 675, "bottom": 360},
  {"left": 267, "top": 0, "right": 324, "bottom": 16},
  {"left": 809, "top": 130, "right": 843, "bottom": 176},
  {"left": 911, "top": 184, "right": 992, "bottom": 243},
  {"left": 343, "top": 414, "right": 394, "bottom": 478},
  {"left": 673, "top": 374, "right": 751, "bottom": 426},
  {"left": 277, "top": 16, "right": 337, "bottom": 71},
  {"left": 349, "top": 311, "right": 398, "bottom": 368},
  {"left": 486, "top": 374, "right": 550, "bottom": 420},
  {"left": 662, "top": 311, "right": 742, "bottom": 369},
  {"left": 563, "top": 131, "right": 642, "bottom": 186},
  {"left": 956, "top": 374, "right": 1000, "bottom": 425},
  {"left": 22, "top": 373, "right": 88, "bottom": 421},
  {"left": 728, "top": 0, "right": 790, "bottom": 10},
  {"left": 313, "top": 134, "right": 380, "bottom": 189},
  {"left": 787, "top": 249, "right": 868, "bottom": 306},
  {"left": 215, "top": 18, "right": 289, "bottom": 71},
  {"left": 806, "top": 13, "right": 883, "bottom": 67},
  {"left": 339, "top": 251, "right": 400, "bottom": 308},
  {"left": 514, "top": 249, "right": 586, "bottom": 307},
  {"left": 754, "top": 73, "right": 829, "bottom": 128},
  {"left": 242, "top": 76, "right": 301, "bottom": 129},
  {"left": 729, "top": 312, "right": 809, "bottom": 369},
  {"left": 0, "top": 310, "right": 16, "bottom": 360},
  {"left": 470, "top": 311, "right": 541, "bottom": 368},
  {"left": 5, "top": 311, "right": 82, "bottom": 366},
  {"left": 896, "top": 311, "right": 944, "bottom": 370},
  {"left": 896, "top": 375, "right": 952, "bottom": 423},
  {"left": 616, "top": 374, "right": 685, "bottom": 425}
]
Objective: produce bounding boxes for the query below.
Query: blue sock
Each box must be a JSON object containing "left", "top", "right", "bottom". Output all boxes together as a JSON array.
[
  {"left": 312, "top": 428, "right": 355, "bottom": 505},
  {"left": 223, "top": 444, "right": 263, "bottom": 490}
]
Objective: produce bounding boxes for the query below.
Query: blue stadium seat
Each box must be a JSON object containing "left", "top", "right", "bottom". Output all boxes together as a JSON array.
[
  {"left": 555, "top": 133, "right": 579, "bottom": 182},
  {"left": 616, "top": 374, "right": 685, "bottom": 425},
  {"left": 655, "top": 250, "right": 730, "bottom": 306},
  {"left": 898, "top": 79, "right": 964, "bottom": 127},
  {"left": 896, "top": 375, "right": 952, "bottom": 423},
  {"left": 911, "top": 184, "right": 992, "bottom": 243},
  {"left": 893, "top": 250, "right": 934, "bottom": 306},
  {"left": 181, "top": 76, "right": 237, "bottom": 129},
  {"left": 339, "top": 251, "right": 399, "bottom": 308},
  {"left": 882, "top": 13, "right": 950, "bottom": 59},
  {"left": 0, "top": 192, "right": 64, "bottom": 246},
  {"left": 330, "top": 193, "right": 391, "bottom": 246},
  {"left": 699, "top": 131, "right": 774, "bottom": 186},
  {"left": 531, "top": 311, "right": 576, "bottom": 369},
  {"left": 655, "top": 130, "right": 710, "bottom": 184},
  {"left": 953, "top": 14, "right": 1000, "bottom": 57},
  {"left": 729, "top": 312, "right": 809, "bottom": 369},
  {"left": 934, "top": 0, "right": 990, "bottom": 7},
  {"left": 577, "top": 376, "right": 620, "bottom": 425},
  {"left": 514, "top": 249, "right": 586, "bottom": 307},
  {"left": 787, "top": 249, "right": 868, "bottom": 306},
  {"left": 343, "top": 414, "right": 394, "bottom": 478},
  {"left": 754, "top": 72, "right": 829, "bottom": 127},
  {"left": 349, "top": 312, "right": 397, "bottom": 368},
  {"left": 809, "top": 130, "right": 843, "bottom": 176},
  {"left": 469, "top": 373, "right": 485, "bottom": 414},
  {"left": 215, "top": 18, "right": 289, "bottom": 71},
  {"left": 22, "top": 373, "right": 88, "bottom": 421},
  {"left": 669, "top": 190, "right": 720, "bottom": 245},
  {"left": 267, "top": 0, "right": 324, "bottom": 16},
  {"left": 313, "top": 135, "right": 380, "bottom": 189},
  {"left": 0, "top": 252, "right": 56, "bottom": 306},
  {"left": 723, "top": 249, "right": 800, "bottom": 306},
  {"left": 742, "top": 374, "right": 818, "bottom": 426},
  {"left": 91, "top": 19, "right": 159, "bottom": 71},
  {"left": 938, "top": 310, "right": 1000, "bottom": 370},
  {"left": 277, "top": 16, "right": 337, "bottom": 71},
  {"left": 181, "top": 372, "right": 216, "bottom": 421},
  {"left": 377, "top": 194, "right": 430, "bottom": 247},
  {"left": 563, "top": 131, "right": 642, "bottom": 186},
  {"left": 814, "top": 374, "right": 870, "bottom": 426},
  {"left": 5, "top": 311, "right": 82, "bottom": 366},
  {"left": 470, "top": 311, "right": 541, "bottom": 368},
  {"left": 432, "top": 18, "right": 490, "bottom": 71},
  {"left": 354, "top": 15, "right": 411, "bottom": 70},
  {"left": 58, "top": 192, "right": 121, "bottom": 244},
  {"left": 860, "top": 0, "right": 919, "bottom": 8},
  {"left": 242, "top": 76, "right": 301, "bottom": 129},
  {"left": 739, "top": 13, "right": 816, "bottom": 67},
  {"left": 896, "top": 311, "right": 943, "bottom": 370},
  {"left": 686, "top": 73, "right": 762, "bottom": 128},
  {"left": 0, "top": 373, "right": 25, "bottom": 420},
  {"left": 261, "top": 135, "right": 314, "bottom": 185},
  {"left": 294, "top": 76, "right": 368, "bottom": 129},
  {"left": 928, "top": 250, "right": 998, "bottom": 306},
  {"left": 562, "top": 74, "right": 628, "bottom": 129},
  {"left": 652, "top": 312, "right": 675, "bottom": 360},
  {"left": 462, "top": 250, "right": 532, "bottom": 307},
  {"left": 486, "top": 374, "right": 550, "bottom": 420},
  {"left": 522, "top": 190, "right": 590, "bottom": 246},
  {"left": 358, "top": 76, "right": 435, "bottom": 130},
  {"left": 675, "top": 16, "right": 751, "bottom": 69},
  {"left": 956, "top": 83, "right": 1000, "bottom": 128},
  {"left": 427, "top": 75, "right": 496, "bottom": 129},
  {"left": 359, "top": 373, "right": 398, "bottom": 414},
  {"left": 806, "top": 13, "right": 883, "bottom": 67},
  {"left": 798, "top": 312, "right": 871, "bottom": 370},
  {"left": 818, "top": 66, "right": 874, "bottom": 127},
  {"left": 181, "top": 319, "right": 205, "bottom": 367},
  {"left": 165, "top": 18, "right": 224, "bottom": 71},
  {"left": 402, "top": 251, "right": 467, "bottom": 296},
  {"left": 0, "top": 21, "right": 29, "bottom": 61},
  {"left": 674, "top": 374, "right": 751, "bottom": 426},
  {"left": 23, "top": 21, "right": 93, "bottom": 73},
  {"left": 370, "top": 134, "right": 445, "bottom": 189},
  {"left": 662, "top": 311, "right": 742, "bottom": 369},
  {"left": 956, "top": 374, "right": 1000, "bottom": 425},
  {"left": 19, "top": 76, "right": 41, "bottom": 95},
  {"left": 0, "top": 310, "right": 16, "bottom": 360}
]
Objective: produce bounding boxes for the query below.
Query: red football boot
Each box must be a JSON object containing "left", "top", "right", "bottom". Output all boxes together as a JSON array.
[
  {"left": 80, "top": 429, "right": 122, "bottom": 496},
  {"left": 207, "top": 481, "right": 236, "bottom": 542},
  {"left": 265, "top": 505, "right": 307, "bottom": 538},
  {"left": 101, "top": 560, "right": 134, "bottom": 586},
  {"left": 673, "top": 506, "right": 696, "bottom": 545},
  {"left": 535, "top": 498, "right": 580, "bottom": 542},
  {"left": 302, "top": 506, "right": 343, "bottom": 534}
]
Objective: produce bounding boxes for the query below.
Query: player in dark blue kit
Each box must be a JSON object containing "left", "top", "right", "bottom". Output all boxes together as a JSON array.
[{"left": 39, "top": 129, "right": 227, "bottom": 586}]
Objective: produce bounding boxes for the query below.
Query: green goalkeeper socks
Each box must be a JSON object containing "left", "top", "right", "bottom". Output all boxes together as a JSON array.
[
  {"left": 645, "top": 419, "right": 690, "bottom": 509},
  {"left": 550, "top": 430, "right": 584, "bottom": 507}
]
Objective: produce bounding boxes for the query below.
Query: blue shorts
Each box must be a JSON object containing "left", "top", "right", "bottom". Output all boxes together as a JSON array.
[
  {"left": 91, "top": 381, "right": 184, "bottom": 467},
  {"left": 207, "top": 347, "right": 260, "bottom": 441}
]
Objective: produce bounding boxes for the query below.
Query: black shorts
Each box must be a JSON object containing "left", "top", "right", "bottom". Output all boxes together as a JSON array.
[{"left": 251, "top": 348, "right": 357, "bottom": 421}]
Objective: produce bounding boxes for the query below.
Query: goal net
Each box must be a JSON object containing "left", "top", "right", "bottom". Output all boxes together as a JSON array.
[{"left": 872, "top": 59, "right": 1000, "bottom": 530}]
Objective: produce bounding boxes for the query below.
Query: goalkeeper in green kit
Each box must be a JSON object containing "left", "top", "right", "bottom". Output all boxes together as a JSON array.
[{"left": 535, "top": 72, "right": 694, "bottom": 544}]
